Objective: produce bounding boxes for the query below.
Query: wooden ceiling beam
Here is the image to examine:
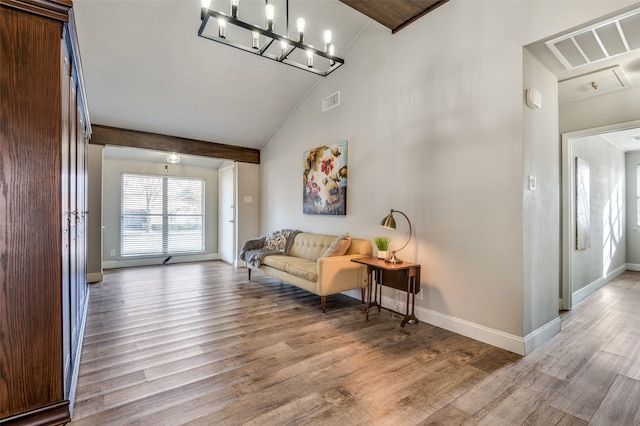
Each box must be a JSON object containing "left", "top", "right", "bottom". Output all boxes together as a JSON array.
[
  {"left": 90, "top": 125, "right": 260, "bottom": 164},
  {"left": 339, "top": 0, "right": 449, "bottom": 34}
]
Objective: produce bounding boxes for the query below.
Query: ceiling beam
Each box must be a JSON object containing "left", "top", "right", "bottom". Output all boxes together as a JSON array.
[
  {"left": 339, "top": 0, "right": 449, "bottom": 34},
  {"left": 90, "top": 125, "right": 260, "bottom": 164}
]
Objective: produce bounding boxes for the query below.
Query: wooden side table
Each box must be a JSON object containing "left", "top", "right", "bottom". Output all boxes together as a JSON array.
[{"left": 351, "top": 257, "right": 421, "bottom": 327}]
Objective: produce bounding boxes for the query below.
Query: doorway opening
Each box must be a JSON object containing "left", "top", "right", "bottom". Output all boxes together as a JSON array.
[{"left": 561, "top": 120, "right": 640, "bottom": 310}]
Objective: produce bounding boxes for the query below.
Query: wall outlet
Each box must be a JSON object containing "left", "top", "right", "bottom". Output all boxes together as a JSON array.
[
  {"left": 529, "top": 175, "right": 537, "bottom": 191},
  {"left": 110, "top": 249, "right": 116, "bottom": 257}
]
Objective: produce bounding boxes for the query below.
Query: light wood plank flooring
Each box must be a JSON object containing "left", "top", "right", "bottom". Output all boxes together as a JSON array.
[{"left": 71, "top": 262, "right": 640, "bottom": 425}]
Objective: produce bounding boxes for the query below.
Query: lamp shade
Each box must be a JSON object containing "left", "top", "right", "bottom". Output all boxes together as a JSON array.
[{"left": 380, "top": 210, "right": 396, "bottom": 230}]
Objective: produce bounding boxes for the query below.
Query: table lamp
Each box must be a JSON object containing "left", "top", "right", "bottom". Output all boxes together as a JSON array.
[{"left": 379, "top": 209, "right": 412, "bottom": 264}]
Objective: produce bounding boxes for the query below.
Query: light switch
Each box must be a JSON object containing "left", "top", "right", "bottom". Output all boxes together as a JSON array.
[{"left": 529, "top": 176, "right": 537, "bottom": 191}]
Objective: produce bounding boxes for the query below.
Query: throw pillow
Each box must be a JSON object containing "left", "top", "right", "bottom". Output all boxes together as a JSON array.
[
  {"left": 323, "top": 233, "right": 351, "bottom": 257},
  {"left": 264, "top": 229, "right": 291, "bottom": 252}
]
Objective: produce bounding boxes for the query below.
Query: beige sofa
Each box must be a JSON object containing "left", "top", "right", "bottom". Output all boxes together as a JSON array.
[{"left": 240, "top": 232, "right": 372, "bottom": 312}]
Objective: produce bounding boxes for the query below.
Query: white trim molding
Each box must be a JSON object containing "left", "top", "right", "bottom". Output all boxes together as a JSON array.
[
  {"left": 524, "top": 316, "right": 561, "bottom": 355},
  {"left": 103, "top": 253, "right": 217, "bottom": 269},
  {"left": 359, "top": 292, "right": 527, "bottom": 355},
  {"left": 342, "top": 290, "right": 565, "bottom": 356},
  {"left": 625, "top": 263, "right": 640, "bottom": 271},
  {"left": 572, "top": 264, "right": 626, "bottom": 306}
]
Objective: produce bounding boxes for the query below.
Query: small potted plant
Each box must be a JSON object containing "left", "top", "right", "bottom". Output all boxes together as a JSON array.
[{"left": 374, "top": 236, "right": 390, "bottom": 260}]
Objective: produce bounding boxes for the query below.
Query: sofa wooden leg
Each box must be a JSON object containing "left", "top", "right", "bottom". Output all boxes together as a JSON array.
[
  {"left": 248, "top": 269, "right": 251, "bottom": 280},
  {"left": 322, "top": 296, "right": 327, "bottom": 314},
  {"left": 361, "top": 288, "right": 365, "bottom": 304}
]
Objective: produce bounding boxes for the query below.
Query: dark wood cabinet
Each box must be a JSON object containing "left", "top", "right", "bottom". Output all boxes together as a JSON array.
[{"left": 0, "top": 1, "right": 90, "bottom": 424}]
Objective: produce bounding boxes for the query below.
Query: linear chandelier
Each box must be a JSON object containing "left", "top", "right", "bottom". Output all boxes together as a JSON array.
[{"left": 198, "top": 0, "right": 345, "bottom": 77}]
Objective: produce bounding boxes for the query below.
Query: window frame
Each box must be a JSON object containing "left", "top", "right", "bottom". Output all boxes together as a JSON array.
[{"left": 120, "top": 173, "right": 205, "bottom": 258}]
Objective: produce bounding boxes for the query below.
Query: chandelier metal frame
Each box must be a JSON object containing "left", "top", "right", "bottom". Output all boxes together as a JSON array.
[{"left": 198, "top": 1, "right": 345, "bottom": 77}]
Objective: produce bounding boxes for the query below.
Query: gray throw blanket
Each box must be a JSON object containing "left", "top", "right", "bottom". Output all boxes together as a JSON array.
[{"left": 239, "top": 229, "right": 300, "bottom": 268}]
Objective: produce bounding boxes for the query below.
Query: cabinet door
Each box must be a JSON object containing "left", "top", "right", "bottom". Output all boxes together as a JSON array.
[{"left": 0, "top": 5, "right": 65, "bottom": 419}]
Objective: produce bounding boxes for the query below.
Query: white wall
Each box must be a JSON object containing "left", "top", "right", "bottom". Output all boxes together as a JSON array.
[
  {"left": 87, "top": 144, "right": 103, "bottom": 282},
  {"left": 560, "top": 87, "right": 640, "bottom": 134},
  {"left": 522, "top": 49, "right": 561, "bottom": 340},
  {"left": 258, "top": 1, "right": 634, "bottom": 354},
  {"left": 571, "top": 136, "right": 626, "bottom": 292},
  {"left": 102, "top": 157, "right": 218, "bottom": 268},
  {"left": 626, "top": 151, "right": 640, "bottom": 265}
]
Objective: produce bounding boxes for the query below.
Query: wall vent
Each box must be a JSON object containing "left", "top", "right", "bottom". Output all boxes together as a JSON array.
[
  {"left": 322, "top": 91, "right": 340, "bottom": 112},
  {"left": 546, "top": 6, "right": 640, "bottom": 70}
]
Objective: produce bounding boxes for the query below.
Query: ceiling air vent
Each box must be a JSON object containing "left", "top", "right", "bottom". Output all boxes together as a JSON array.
[
  {"left": 546, "top": 7, "right": 640, "bottom": 70},
  {"left": 322, "top": 91, "right": 340, "bottom": 112}
]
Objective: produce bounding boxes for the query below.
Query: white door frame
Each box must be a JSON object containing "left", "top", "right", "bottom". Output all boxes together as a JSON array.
[
  {"left": 218, "top": 164, "right": 236, "bottom": 266},
  {"left": 561, "top": 119, "right": 640, "bottom": 310}
]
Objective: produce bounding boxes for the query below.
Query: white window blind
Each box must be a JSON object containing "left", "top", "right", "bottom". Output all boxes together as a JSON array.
[{"left": 121, "top": 174, "right": 204, "bottom": 257}]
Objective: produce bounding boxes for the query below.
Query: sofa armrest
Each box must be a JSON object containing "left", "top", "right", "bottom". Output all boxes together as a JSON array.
[
  {"left": 316, "top": 255, "right": 369, "bottom": 295},
  {"left": 239, "top": 236, "right": 266, "bottom": 261}
]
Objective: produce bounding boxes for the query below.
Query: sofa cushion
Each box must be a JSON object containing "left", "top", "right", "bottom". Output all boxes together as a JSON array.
[
  {"left": 264, "top": 229, "right": 293, "bottom": 252},
  {"left": 262, "top": 254, "right": 292, "bottom": 270},
  {"left": 289, "top": 233, "right": 338, "bottom": 261},
  {"left": 323, "top": 233, "right": 351, "bottom": 257},
  {"left": 284, "top": 259, "right": 318, "bottom": 282}
]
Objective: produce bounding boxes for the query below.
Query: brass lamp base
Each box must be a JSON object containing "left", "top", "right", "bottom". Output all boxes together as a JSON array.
[{"left": 384, "top": 251, "right": 403, "bottom": 264}]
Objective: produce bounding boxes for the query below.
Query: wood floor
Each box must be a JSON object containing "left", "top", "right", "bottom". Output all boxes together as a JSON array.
[{"left": 71, "top": 262, "right": 640, "bottom": 425}]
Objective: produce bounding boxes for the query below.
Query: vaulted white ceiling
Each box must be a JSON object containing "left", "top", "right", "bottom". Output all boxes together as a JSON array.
[
  {"left": 76, "top": 1, "right": 640, "bottom": 157},
  {"left": 73, "top": 0, "right": 371, "bottom": 151}
]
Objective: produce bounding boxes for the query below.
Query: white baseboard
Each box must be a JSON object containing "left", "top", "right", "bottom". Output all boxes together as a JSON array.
[
  {"left": 103, "top": 253, "right": 217, "bottom": 269},
  {"left": 87, "top": 272, "right": 103, "bottom": 283},
  {"left": 573, "top": 264, "right": 626, "bottom": 306},
  {"left": 524, "top": 316, "right": 561, "bottom": 355},
  {"left": 345, "top": 290, "right": 527, "bottom": 355},
  {"left": 344, "top": 290, "right": 568, "bottom": 356},
  {"left": 410, "top": 301, "right": 527, "bottom": 356},
  {"left": 626, "top": 263, "right": 640, "bottom": 271}
]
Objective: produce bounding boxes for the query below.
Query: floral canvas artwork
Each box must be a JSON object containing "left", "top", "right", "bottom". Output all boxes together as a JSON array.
[{"left": 303, "top": 141, "right": 348, "bottom": 215}]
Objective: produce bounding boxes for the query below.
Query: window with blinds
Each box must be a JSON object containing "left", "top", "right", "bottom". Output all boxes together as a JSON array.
[{"left": 121, "top": 173, "right": 205, "bottom": 257}]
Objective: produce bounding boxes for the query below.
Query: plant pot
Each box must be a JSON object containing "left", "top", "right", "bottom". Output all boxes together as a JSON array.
[{"left": 377, "top": 250, "right": 388, "bottom": 260}]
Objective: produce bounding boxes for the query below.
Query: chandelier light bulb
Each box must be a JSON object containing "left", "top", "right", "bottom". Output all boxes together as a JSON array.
[
  {"left": 280, "top": 40, "right": 289, "bottom": 53},
  {"left": 252, "top": 31, "right": 260, "bottom": 49},
  {"left": 166, "top": 153, "right": 181, "bottom": 164},
  {"left": 265, "top": 4, "right": 275, "bottom": 31},
  {"left": 328, "top": 43, "right": 335, "bottom": 66},
  {"left": 200, "top": 0, "right": 211, "bottom": 20},
  {"left": 306, "top": 47, "right": 313, "bottom": 68},
  {"left": 218, "top": 19, "right": 226, "bottom": 38},
  {"left": 323, "top": 29, "right": 332, "bottom": 45},
  {"left": 296, "top": 18, "right": 305, "bottom": 42},
  {"left": 230, "top": 0, "right": 239, "bottom": 19}
]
